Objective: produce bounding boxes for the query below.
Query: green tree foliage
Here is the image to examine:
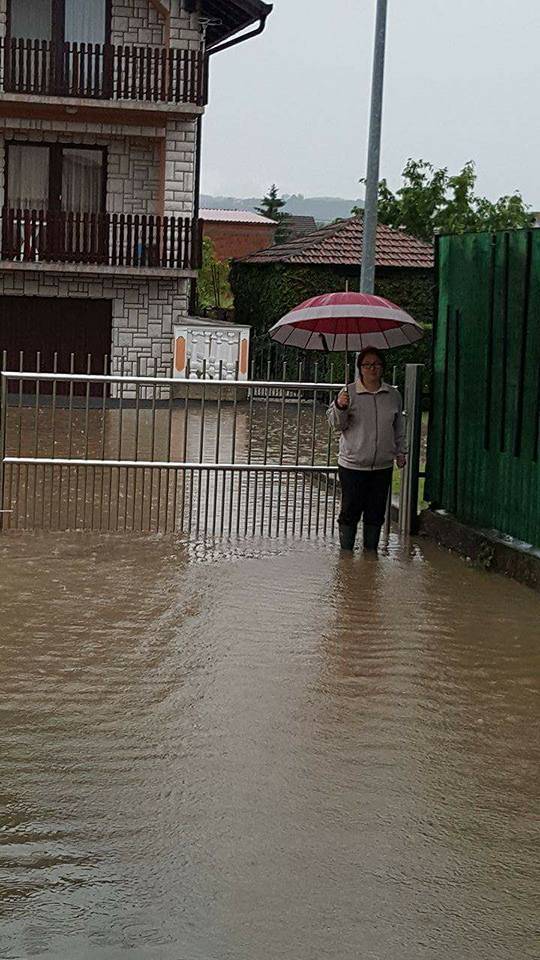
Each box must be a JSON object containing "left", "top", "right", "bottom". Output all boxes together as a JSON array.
[
  {"left": 256, "top": 184, "right": 290, "bottom": 244},
  {"left": 197, "top": 237, "right": 232, "bottom": 310},
  {"left": 352, "top": 160, "right": 534, "bottom": 242},
  {"left": 256, "top": 183, "right": 286, "bottom": 221}
]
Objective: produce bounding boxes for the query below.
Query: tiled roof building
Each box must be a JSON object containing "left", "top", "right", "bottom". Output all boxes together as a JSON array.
[
  {"left": 231, "top": 216, "right": 434, "bottom": 365},
  {"left": 279, "top": 215, "right": 318, "bottom": 242},
  {"left": 239, "top": 215, "right": 434, "bottom": 269}
]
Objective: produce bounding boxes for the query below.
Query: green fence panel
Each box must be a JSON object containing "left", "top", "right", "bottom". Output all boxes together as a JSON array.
[{"left": 426, "top": 229, "right": 540, "bottom": 547}]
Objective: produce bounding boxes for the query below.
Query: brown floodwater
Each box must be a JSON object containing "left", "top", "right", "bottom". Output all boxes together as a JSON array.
[
  {"left": 2, "top": 401, "right": 339, "bottom": 534},
  {"left": 0, "top": 532, "right": 538, "bottom": 960}
]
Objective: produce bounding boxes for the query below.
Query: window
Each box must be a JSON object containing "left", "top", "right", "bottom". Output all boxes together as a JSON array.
[
  {"left": 65, "top": 0, "right": 106, "bottom": 44},
  {"left": 10, "top": 1, "right": 52, "bottom": 40},
  {"left": 6, "top": 143, "right": 105, "bottom": 213},
  {"left": 8, "top": 0, "right": 107, "bottom": 44},
  {"left": 7, "top": 145, "right": 50, "bottom": 210},
  {"left": 62, "top": 149, "right": 104, "bottom": 213}
]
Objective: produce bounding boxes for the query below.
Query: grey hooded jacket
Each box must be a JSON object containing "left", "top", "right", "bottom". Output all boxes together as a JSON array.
[{"left": 327, "top": 381, "right": 407, "bottom": 471}]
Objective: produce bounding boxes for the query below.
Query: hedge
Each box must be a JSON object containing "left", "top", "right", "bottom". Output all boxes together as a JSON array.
[{"left": 230, "top": 261, "right": 434, "bottom": 397}]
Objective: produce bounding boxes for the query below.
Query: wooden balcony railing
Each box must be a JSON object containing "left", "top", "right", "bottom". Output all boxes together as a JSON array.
[
  {"left": 1, "top": 208, "right": 202, "bottom": 271},
  {"left": 1, "top": 38, "right": 206, "bottom": 105}
]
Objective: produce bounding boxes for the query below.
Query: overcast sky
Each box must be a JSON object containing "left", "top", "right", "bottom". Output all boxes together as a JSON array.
[{"left": 201, "top": 0, "right": 540, "bottom": 207}]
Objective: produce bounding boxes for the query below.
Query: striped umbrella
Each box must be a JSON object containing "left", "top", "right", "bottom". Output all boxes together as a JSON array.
[{"left": 269, "top": 292, "right": 423, "bottom": 354}]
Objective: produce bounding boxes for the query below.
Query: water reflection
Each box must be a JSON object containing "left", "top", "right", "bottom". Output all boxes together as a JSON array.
[{"left": 4, "top": 400, "right": 336, "bottom": 465}]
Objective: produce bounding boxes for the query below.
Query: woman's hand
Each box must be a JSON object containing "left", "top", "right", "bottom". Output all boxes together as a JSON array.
[
  {"left": 396, "top": 453, "right": 407, "bottom": 469},
  {"left": 336, "top": 389, "right": 350, "bottom": 410}
]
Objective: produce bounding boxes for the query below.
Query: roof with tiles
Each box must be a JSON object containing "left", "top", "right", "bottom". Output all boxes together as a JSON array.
[
  {"left": 200, "top": 209, "right": 276, "bottom": 226},
  {"left": 238, "top": 216, "right": 434, "bottom": 269}
]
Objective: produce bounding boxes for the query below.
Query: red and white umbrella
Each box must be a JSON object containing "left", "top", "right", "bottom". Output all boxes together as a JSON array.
[{"left": 269, "top": 291, "right": 423, "bottom": 352}]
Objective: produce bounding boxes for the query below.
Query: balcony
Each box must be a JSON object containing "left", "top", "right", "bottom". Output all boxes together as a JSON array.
[
  {"left": 0, "top": 208, "right": 202, "bottom": 277},
  {"left": 0, "top": 38, "right": 206, "bottom": 113}
]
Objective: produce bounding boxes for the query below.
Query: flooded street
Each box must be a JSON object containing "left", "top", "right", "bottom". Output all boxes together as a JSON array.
[
  {"left": 0, "top": 532, "right": 538, "bottom": 959},
  {"left": 2, "top": 398, "right": 339, "bottom": 535}
]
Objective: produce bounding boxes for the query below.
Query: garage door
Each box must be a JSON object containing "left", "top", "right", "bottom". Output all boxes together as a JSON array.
[{"left": 0, "top": 296, "right": 112, "bottom": 393}]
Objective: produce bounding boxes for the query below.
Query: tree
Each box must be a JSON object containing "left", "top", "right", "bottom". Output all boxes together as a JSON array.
[
  {"left": 257, "top": 184, "right": 291, "bottom": 244},
  {"left": 257, "top": 183, "right": 287, "bottom": 221},
  {"left": 352, "top": 160, "right": 534, "bottom": 242},
  {"left": 197, "top": 237, "right": 232, "bottom": 310}
]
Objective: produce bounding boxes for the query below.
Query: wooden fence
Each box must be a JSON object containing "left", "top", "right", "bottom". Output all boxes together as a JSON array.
[
  {"left": 426, "top": 230, "right": 540, "bottom": 547},
  {"left": 1, "top": 208, "right": 200, "bottom": 270},
  {"left": 1, "top": 38, "right": 205, "bottom": 105}
]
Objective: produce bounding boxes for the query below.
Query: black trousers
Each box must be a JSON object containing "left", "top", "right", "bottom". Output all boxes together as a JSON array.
[{"left": 338, "top": 466, "right": 393, "bottom": 528}]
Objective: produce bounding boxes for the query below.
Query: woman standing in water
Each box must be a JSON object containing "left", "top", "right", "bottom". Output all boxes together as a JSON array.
[{"left": 327, "top": 347, "right": 407, "bottom": 553}]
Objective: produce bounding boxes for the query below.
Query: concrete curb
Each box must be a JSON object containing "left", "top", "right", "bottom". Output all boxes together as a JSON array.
[{"left": 418, "top": 509, "right": 540, "bottom": 593}]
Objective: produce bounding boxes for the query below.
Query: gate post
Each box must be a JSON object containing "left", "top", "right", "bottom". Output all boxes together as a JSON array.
[{"left": 399, "top": 363, "right": 424, "bottom": 536}]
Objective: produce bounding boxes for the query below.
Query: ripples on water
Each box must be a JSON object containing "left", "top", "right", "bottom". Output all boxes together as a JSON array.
[{"left": 0, "top": 533, "right": 538, "bottom": 959}]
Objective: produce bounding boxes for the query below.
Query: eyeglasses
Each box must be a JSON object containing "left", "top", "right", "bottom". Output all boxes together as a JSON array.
[{"left": 361, "top": 362, "right": 383, "bottom": 370}]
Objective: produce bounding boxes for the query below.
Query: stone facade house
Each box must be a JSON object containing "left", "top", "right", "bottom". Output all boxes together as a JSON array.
[{"left": 0, "top": 0, "right": 272, "bottom": 377}]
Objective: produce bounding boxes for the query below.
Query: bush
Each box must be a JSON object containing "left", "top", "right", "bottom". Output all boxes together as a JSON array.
[{"left": 198, "top": 237, "right": 233, "bottom": 310}]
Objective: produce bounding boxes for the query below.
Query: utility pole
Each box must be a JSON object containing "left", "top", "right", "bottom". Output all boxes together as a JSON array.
[{"left": 360, "top": 0, "right": 388, "bottom": 294}]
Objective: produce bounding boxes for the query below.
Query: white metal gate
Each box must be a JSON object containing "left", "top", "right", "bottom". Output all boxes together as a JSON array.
[
  {"left": 0, "top": 364, "right": 424, "bottom": 537},
  {"left": 0, "top": 370, "right": 340, "bottom": 536}
]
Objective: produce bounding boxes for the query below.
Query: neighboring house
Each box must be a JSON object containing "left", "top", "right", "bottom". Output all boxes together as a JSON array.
[
  {"left": 200, "top": 208, "right": 277, "bottom": 260},
  {"left": 279, "top": 214, "right": 317, "bottom": 242},
  {"left": 0, "top": 0, "right": 272, "bottom": 378},
  {"left": 231, "top": 214, "right": 435, "bottom": 370}
]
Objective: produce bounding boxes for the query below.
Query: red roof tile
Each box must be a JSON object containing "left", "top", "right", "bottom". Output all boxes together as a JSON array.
[{"left": 237, "top": 215, "right": 434, "bottom": 269}]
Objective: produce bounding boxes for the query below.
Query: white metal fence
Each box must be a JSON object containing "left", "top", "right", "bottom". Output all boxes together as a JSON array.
[
  {"left": 0, "top": 370, "right": 339, "bottom": 536},
  {"left": 0, "top": 364, "right": 423, "bottom": 538}
]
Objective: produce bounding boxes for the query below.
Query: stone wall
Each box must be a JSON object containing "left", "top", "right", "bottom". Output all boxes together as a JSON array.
[
  {"left": 111, "top": 0, "right": 166, "bottom": 47},
  {"left": 111, "top": 0, "right": 201, "bottom": 50},
  {"left": 108, "top": 139, "right": 161, "bottom": 215},
  {"left": 110, "top": 1, "right": 201, "bottom": 51},
  {"left": 0, "top": 269, "right": 189, "bottom": 378},
  {"left": 169, "top": 1, "right": 201, "bottom": 51},
  {"left": 0, "top": 117, "right": 167, "bottom": 139},
  {"left": 164, "top": 118, "right": 196, "bottom": 216},
  {"left": 0, "top": 113, "right": 196, "bottom": 220}
]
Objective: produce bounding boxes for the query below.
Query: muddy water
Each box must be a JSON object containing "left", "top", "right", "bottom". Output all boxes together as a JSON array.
[
  {"left": 4, "top": 400, "right": 336, "bottom": 465},
  {"left": 2, "top": 401, "right": 339, "bottom": 533},
  {"left": 0, "top": 534, "right": 538, "bottom": 960}
]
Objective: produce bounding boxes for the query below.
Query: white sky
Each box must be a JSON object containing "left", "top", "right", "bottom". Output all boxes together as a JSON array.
[{"left": 201, "top": 0, "right": 540, "bottom": 206}]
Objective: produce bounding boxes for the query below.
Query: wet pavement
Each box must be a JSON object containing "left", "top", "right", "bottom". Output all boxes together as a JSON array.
[{"left": 0, "top": 532, "right": 538, "bottom": 959}]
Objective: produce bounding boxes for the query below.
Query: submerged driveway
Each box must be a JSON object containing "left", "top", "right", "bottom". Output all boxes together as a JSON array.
[{"left": 0, "top": 533, "right": 538, "bottom": 960}]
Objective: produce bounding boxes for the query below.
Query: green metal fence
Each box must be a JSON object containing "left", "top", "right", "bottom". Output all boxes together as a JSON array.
[{"left": 426, "top": 230, "right": 540, "bottom": 547}]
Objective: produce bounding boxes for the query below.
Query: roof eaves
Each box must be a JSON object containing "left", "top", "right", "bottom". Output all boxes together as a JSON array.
[{"left": 199, "top": 0, "right": 273, "bottom": 48}]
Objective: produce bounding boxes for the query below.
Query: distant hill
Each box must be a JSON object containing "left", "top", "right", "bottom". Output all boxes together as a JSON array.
[{"left": 200, "top": 194, "right": 364, "bottom": 225}]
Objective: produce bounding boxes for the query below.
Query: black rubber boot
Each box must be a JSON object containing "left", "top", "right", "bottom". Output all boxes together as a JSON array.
[
  {"left": 363, "top": 523, "right": 382, "bottom": 552},
  {"left": 339, "top": 524, "right": 357, "bottom": 551}
]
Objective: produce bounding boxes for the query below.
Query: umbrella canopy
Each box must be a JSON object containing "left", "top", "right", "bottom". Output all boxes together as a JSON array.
[{"left": 269, "top": 292, "right": 423, "bottom": 352}]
